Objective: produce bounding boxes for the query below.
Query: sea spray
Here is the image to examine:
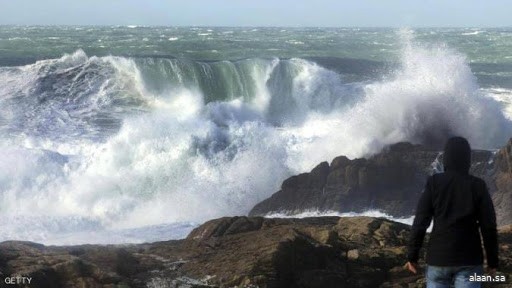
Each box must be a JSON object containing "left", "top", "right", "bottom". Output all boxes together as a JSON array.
[
  {"left": 282, "top": 29, "right": 511, "bottom": 170},
  {"left": 0, "top": 29, "right": 510, "bottom": 244}
]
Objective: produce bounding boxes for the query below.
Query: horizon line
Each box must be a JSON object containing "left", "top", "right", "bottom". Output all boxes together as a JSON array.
[{"left": 0, "top": 24, "right": 511, "bottom": 29}]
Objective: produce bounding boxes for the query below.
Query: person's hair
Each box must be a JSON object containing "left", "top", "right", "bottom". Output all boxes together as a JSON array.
[{"left": 443, "top": 136, "right": 471, "bottom": 173}]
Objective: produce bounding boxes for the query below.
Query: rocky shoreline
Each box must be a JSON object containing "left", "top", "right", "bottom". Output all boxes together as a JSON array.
[{"left": 1, "top": 216, "right": 512, "bottom": 288}]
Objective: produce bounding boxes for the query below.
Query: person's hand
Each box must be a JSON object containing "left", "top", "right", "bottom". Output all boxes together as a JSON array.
[
  {"left": 404, "top": 261, "right": 418, "bottom": 274},
  {"left": 487, "top": 267, "right": 497, "bottom": 277}
]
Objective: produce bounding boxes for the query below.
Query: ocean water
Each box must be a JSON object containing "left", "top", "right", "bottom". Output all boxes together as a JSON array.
[{"left": 1, "top": 26, "right": 511, "bottom": 245}]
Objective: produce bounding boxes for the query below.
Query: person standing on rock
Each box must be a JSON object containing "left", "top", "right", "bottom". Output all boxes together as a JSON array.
[{"left": 405, "top": 136, "right": 499, "bottom": 288}]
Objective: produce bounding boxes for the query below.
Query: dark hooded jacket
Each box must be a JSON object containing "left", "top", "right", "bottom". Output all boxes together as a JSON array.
[{"left": 407, "top": 137, "right": 499, "bottom": 268}]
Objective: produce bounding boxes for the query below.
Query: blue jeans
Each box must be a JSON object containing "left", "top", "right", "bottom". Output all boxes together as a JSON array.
[{"left": 426, "top": 265, "right": 484, "bottom": 288}]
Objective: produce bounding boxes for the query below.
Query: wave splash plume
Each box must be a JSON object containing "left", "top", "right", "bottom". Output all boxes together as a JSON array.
[{"left": 0, "top": 30, "right": 510, "bottom": 244}]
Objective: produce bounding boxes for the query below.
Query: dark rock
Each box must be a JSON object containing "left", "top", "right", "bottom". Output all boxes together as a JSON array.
[
  {"left": 0, "top": 217, "right": 411, "bottom": 288},
  {"left": 249, "top": 140, "right": 512, "bottom": 224},
  {"left": 187, "top": 216, "right": 264, "bottom": 241},
  {"left": 3, "top": 216, "right": 512, "bottom": 287},
  {"left": 250, "top": 142, "right": 443, "bottom": 218},
  {"left": 491, "top": 139, "right": 512, "bottom": 226},
  {"left": 330, "top": 155, "right": 351, "bottom": 170},
  {"left": 309, "top": 161, "right": 330, "bottom": 188}
]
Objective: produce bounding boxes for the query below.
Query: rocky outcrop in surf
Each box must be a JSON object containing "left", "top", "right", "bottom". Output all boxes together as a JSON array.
[
  {"left": 491, "top": 138, "right": 512, "bottom": 226},
  {"left": 249, "top": 142, "right": 440, "bottom": 218},
  {"left": 249, "top": 139, "right": 512, "bottom": 226}
]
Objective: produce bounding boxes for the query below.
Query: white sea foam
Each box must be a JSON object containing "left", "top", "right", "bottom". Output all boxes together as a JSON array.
[
  {"left": 0, "top": 215, "right": 196, "bottom": 245},
  {"left": 265, "top": 209, "right": 416, "bottom": 226},
  {"left": 264, "top": 210, "right": 435, "bottom": 232},
  {"left": 0, "top": 30, "right": 509, "bottom": 244},
  {"left": 483, "top": 87, "right": 512, "bottom": 120},
  {"left": 462, "top": 30, "right": 483, "bottom": 36}
]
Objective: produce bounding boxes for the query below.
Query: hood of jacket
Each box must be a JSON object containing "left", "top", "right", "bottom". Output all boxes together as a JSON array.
[{"left": 443, "top": 136, "right": 471, "bottom": 174}]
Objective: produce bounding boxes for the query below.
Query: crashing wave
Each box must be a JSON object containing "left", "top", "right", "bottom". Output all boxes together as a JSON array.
[{"left": 0, "top": 30, "right": 510, "bottom": 244}]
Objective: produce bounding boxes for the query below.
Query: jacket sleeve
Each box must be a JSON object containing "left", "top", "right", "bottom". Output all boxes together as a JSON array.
[
  {"left": 407, "top": 176, "right": 434, "bottom": 263},
  {"left": 476, "top": 180, "right": 499, "bottom": 269}
]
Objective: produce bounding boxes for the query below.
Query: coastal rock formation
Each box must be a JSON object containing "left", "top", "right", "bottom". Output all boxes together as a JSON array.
[
  {"left": 2, "top": 216, "right": 512, "bottom": 288},
  {"left": 492, "top": 139, "right": 512, "bottom": 226},
  {"left": 0, "top": 217, "right": 423, "bottom": 288},
  {"left": 183, "top": 216, "right": 415, "bottom": 287},
  {"left": 249, "top": 141, "right": 498, "bottom": 219}
]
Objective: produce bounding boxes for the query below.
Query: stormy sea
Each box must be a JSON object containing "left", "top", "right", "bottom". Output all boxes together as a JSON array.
[{"left": 1, "top": 26, "right": 511, "bottom": 245}]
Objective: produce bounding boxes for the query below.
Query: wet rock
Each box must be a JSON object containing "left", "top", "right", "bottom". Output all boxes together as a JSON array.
[
  {"left": 491, "top": 139, "right": 512, "bottom": 226},
  {"left": 250, "top": 142, "right": 442, "bottom": 218},
  {"left": 249, "top": 140, "right": 512, "bottom": 225}
]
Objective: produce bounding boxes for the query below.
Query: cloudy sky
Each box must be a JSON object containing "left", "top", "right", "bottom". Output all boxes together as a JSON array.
[{"left": 0, "top": 0, "right": 510, "bottom": 27}]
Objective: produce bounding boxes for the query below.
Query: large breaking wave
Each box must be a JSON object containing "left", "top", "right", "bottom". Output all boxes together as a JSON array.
[{"left": 1, "top": 31, "right": 511, "bottom": 244}]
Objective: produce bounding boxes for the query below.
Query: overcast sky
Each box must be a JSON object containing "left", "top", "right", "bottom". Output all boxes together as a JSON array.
[{"left": 0, "top": 0, "right": 510, "bottom": 27}]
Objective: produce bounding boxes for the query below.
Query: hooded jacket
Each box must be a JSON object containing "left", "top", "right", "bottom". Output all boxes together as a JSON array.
[{"left": 407, "top": 137, "right": 499, "bottom": 268}]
